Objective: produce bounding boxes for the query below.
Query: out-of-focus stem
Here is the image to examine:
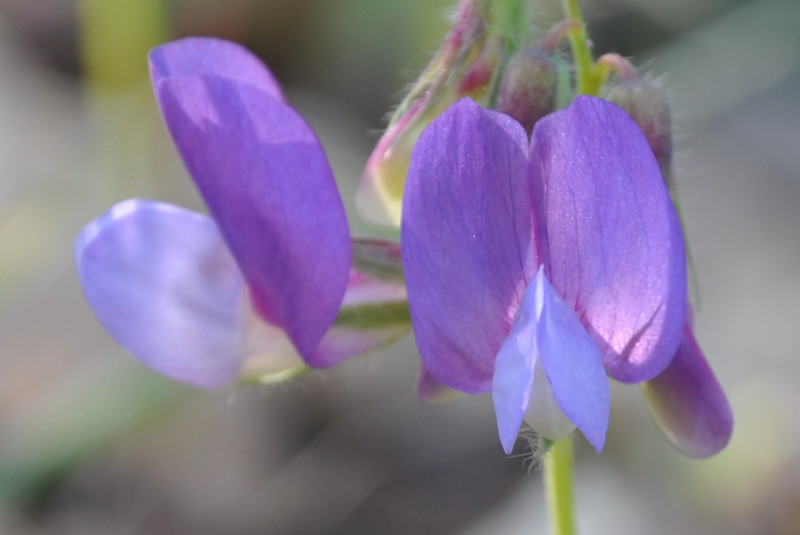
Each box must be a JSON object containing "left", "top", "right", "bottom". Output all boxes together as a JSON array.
[
  {"left": 561, "top": 0, "right": 601, "bottom": 95},
  {"left": 78, "top": 0, "right": 166, "bottom": 93},
  {"left": 76, "top": 0, "right": 168, "bottom": 195}
]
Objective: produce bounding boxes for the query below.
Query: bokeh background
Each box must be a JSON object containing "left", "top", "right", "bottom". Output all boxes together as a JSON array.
[{"left": 0, "top": 0, "right": 798, "bottom": 533}]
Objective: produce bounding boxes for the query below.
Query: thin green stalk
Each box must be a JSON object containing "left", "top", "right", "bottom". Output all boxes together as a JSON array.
[
  {"left": 488, "top": 0, "right": 530, "bottom": 52},
  {"left": 77, "top": 0, "right": 168, "bottom": 195},
  {"left": 544, "top": 437, "right": 577, "bottom": 535},
  {"left": 561, "top": 0, "right": 601, "bottom": 95}
]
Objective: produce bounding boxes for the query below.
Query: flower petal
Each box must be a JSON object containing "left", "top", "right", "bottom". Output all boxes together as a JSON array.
[
  {"left": 75, "top": 200, "right": 246, "bottom": 388},
  {"left": 535, "top": 268, "right": 610, "bottom": 453},
  {"left": 523, "top": 356, "right": 577, "bottom": 445},
  {"left": 641, "top": 323, "right": 733, "bottom": 458},
  {"left": 492, "top": 281, "right": 539, "bottom": 454},
  {"left": 149, "top": 37, "right": 284, "bottom": 101},
  {"left": 530, "top": 95, "right": 686, "bottom": 382},
  {"left": 492, "top": 267, "right": 608, "bottom": 454},
  {"left": 155, "top": 75, "right": 351, "bottom": 365},
  {"left": 240, "top": 264, "right": 410, "bottom": 382},
  {"left": 402, "top": 98, "right": 537, "bottom": 393}
]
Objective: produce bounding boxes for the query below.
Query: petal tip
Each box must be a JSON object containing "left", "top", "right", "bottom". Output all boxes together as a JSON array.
[{"left": 642, "top": 325, "right": 733, "bottom": 458}]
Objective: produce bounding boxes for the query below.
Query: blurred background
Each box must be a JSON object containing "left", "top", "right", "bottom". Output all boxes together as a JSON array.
[{"left": 0, "top": 0, "right": 798, "bottom": 533}]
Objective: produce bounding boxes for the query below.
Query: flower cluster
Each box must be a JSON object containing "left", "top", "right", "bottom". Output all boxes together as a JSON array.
[
  {"left": 76, "top": 2, "right": 732, "bottom": 459},
  {"left": 76, "top": 38, "right": 409, "bottom": 388}
]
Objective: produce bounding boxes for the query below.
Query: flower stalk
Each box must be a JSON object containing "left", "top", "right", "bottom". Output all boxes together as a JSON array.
[
  {"left": 561, "top": 0, "right": 602, "bottom": 95},
  {"left": 544, "top": 437, "right": 577, "bottom": 535}
]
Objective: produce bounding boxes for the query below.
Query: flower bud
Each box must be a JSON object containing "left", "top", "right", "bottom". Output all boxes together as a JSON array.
[
  {"left": 599, "top": 54, "right": 674, "bottom": 187},
  {"left": 358, "top": 0, "right": 504, "bottom": 227},
  {"left": 495, "top": 47, "right": 557, "bottom": 135},
  {"left": 494, "top": 19, "right": 578, "bottom": 135}
]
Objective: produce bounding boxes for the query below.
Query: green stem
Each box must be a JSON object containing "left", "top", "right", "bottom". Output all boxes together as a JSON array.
[
  {"left": 489, "top": 0, "right": 530, "bottom": 51},
  {"left": 544, "top": 437, "right": 577, "bottom": 535},
  {"left": 76, "top": 0, "right": 168, "bottom": 195},
  {"left": 561, "top": 0, "right": 601, "bottom": 95}
]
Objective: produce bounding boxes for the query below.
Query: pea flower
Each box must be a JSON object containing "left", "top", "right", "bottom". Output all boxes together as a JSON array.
[
  {"left": 75, "top": 37, "right": 408, "bottom": 388},
  {"left": 402, "top": 95, "right": 732, "bottom": 456}
]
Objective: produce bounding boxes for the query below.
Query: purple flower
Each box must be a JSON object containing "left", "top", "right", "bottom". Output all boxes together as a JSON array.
[
  {"left": 75, "top": 38, "right": 407, "bottom": 388},
  {"left": 402, "top": 96, "right": 731, "bottom": 456}
]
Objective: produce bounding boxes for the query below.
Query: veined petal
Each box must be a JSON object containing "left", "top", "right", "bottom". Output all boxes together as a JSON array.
[
  {"left": 155, "top": 75, "right": 351, "bottom": 365},
  {"left": 75, "top": 200, "right": 246, "bottom": 388},
  {"left": 149, "top": 37, "right": 284, "bottom": 101},
  {"left": 641, "top": 323, "right": 733, "bottom": 458},
  {"left": 402, "top": 98, "right": 537, "bottom": 393},
  {"left": 535, "top": 268, "right": 610, "bottom": 453},
  {"left": 530, "top": 95, "right": 686, "bottom": 383}
]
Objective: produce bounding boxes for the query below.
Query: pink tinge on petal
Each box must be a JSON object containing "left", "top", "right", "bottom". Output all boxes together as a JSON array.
[
  {"left": 340, "top": 269, "right": 407, "bottom": 306},
  {"left": 642, "top": 323, "right": 733, "bottom": 458},
  {"left": 307, "top": 266, "right": 410, "bottom": 368},
  {"left": 149, "top": 37, "right": 285, "bottom": 101}
]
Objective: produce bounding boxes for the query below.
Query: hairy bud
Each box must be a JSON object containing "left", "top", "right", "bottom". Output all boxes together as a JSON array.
[{"left": 599, "top": 54, "right": 673, "bottom": 187}]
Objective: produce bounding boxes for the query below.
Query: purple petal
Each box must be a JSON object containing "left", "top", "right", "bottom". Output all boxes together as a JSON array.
[
  {"left": 402, "top": 98, "right": 537, "bottom": 393},
  {"left": 229, "top": 266, "right": 410, "bottom": 380},
  {"left": 535, "top": 268, "right": 610, "bottom": 453},
  {"left": 155, "top": 75, "right": 351, "bottom": 365},
  {"left": 241, "top": 265, "right": 409, "bottom": 379},
  {"left": 149, "top": 37, "right": 284, "bottom": 101},
  {"left": 75, "top": 200, "right": 246, "bottom": 388},
  {"left": 642, "top": 323, "right": 733, "bottom": 458},
  {"left": 530, "top": 95, "right": 686, "bottom": 383}
]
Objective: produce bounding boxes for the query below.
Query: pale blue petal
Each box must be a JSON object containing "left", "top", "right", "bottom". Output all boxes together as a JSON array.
[
  {"left": 535, "top": 268, "right": 610, "bottom": 453},
  {"left": 492, "top": 285, "right": 539, "bottom": 454},
  {"left": 75, "top": 200, "right": 246, "bottom": 388},
  {"left": 492, "top": 267, "right": 610, "bottom": 454}
]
